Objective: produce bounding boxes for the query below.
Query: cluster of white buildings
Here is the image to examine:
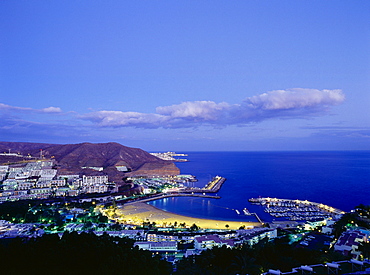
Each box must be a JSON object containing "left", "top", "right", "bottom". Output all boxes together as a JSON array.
[
  {"left": 304, "top": 216, "right": 370, "bottom": 260},
  {"left": 134, "top": 228, "right": 278, "bottom": 257},
  {"left": 0, "top": 220, "right": 44, "bottom": 238},
  {"left": 0, "top": 161, "right": 114, "bottom": 203},
  {"left": 131, "top": 175, "right": 196, "bottom": 194},
  {"left": 334, "top": 229, "right": 370, "bottom": 259},
  {"left": 150, "top": 152, "right": 188, "bottom": 162}
]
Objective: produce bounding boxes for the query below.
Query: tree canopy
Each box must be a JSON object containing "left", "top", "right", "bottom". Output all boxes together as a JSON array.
[
  {"left": 175, "top": 236, "right": 347, "bottom": 275},
  {"left": 0, "top": 232, "right": 172, "bottom": 275}
]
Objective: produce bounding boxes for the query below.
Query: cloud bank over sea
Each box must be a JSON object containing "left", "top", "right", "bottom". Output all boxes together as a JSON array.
[
  {"left": 2, "top": 88, "right": 356, "bottom": 150},
  {"left": 80, "top": 88, "right": 345, "bottom": 128}
]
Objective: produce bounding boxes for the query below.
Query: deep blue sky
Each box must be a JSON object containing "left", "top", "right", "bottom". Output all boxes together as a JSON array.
[{"left": 1, "top": 1, "right": 369, "bottom": 151}]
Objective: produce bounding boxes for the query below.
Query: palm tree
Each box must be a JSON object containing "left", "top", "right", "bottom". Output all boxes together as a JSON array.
[{"left": 190, "top": 223, "right": 199, "bottom": 231}]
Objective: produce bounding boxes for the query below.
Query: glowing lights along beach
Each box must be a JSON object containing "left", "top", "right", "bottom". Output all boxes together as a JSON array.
[
  {"left": 105, "top": 169, "right": 344, "bottom": 230},
  {"left": 101, "top": 152, "right": 348, "bottom": 230}
]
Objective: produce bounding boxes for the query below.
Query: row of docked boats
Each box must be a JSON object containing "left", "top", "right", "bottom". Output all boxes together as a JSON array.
[{"left": 249, "top": 197, "right": 345, "bottom": 221}]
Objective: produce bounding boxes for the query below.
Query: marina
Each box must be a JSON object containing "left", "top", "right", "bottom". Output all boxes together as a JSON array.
[{"left": 249, "top": 197, "right": 345, "bottom": 221}]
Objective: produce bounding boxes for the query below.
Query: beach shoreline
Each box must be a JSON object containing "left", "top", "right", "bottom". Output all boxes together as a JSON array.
[{"left": 113, "top": 202, "right": 262, "bottom": 230}]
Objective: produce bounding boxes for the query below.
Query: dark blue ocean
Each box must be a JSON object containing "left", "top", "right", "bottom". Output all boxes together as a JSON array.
[{"left": 148, "top": 151, "right": 370, "bottom": 223}]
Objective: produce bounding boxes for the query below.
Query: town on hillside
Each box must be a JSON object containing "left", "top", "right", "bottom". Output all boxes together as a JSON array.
[{"left": 1, "top": 154, "right": 370, "bottom": 273}]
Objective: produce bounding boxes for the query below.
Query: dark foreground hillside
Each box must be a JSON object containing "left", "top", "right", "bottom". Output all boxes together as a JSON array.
[
  {"left": 0, "top": 232, "right": 348, "bottom": 275},
  {"left": 0, "top": 232, "right": 172, "bottom": 275}
]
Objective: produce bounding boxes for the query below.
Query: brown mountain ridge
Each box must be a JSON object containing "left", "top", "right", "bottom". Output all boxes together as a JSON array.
[{"left": 0, "top": 142, "right": 180, "bottom": 183}]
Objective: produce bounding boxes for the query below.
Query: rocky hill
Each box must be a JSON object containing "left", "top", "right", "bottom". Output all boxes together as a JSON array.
[{"left": 0, "top": 142, "right": 180, "bottom": 183}]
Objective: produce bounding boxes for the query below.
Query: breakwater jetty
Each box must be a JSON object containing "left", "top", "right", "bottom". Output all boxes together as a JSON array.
[
  {"left": 249, "top": 197, "right": 345, "bottom": 221},
  {"left": 124, "top": 193, "right": 221, "bottom": 205},
  {"left": 182, "top": 176, "right": 226, "bottom": 193}
]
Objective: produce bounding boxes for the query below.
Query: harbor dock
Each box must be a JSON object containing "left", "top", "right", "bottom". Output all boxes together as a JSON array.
[
  {"left": 249, "top": 197, "right": 345, "bottom": 221},
  {"left": 123, "top": 193, "right": 221, "bottom": 205},
  {"left": 182, "top": 176, "right": 226, "bottom": 193}
]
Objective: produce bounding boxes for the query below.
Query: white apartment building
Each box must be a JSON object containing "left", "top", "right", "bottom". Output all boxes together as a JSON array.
[
  {"left": 83, "top": 184, "right": 108, "bottom": 194},
  {"left": 17, "top": 180, "right": 35, "bottom": 190},
  {"left": 2, "top": 179, "right": 18, "bottom": 190},
  {"left": 82, "top": 175, "right": 108, "bottom": 185},
  {"left": 30, "top": 188, "right": 52, "bottom": 194},
  {"left": 237, "top": 228, "right": 278, "bottom": 246},
  {"left": 135, "top": 241, "right": 178, "bottom": 252},
  {"left": 334, "top": 230, "right": 368, "bottom": 258},
  {"left": 0, "top": 173, "right": 7, "bottom": 181},
  {"left": 35, "top": 180, "right": 52, "bottom": 188},
  {"left": 194, "top": 235, "right": 235, "bottom": 250},
  {"left": 51, "top": 179, "right": 66, "bottom": 187},
  {"left": 29, "top": 170, "right": 42, "bottom": 177},
  {"left": 0, "top": 165, "right": 9, "bottom": 173},
  {"left": 39, "top": 169, "right": 57, "bottom": 180}
]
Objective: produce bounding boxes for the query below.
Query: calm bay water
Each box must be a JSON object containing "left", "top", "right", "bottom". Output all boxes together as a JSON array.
[{"left": 148, "top": 151, "right": 370, "bottom": 222}]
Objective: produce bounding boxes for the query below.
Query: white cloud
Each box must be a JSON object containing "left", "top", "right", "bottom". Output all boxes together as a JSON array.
[
  {"left": 80, "top": 88, "right": 345, "bottom": 128},
  {"left": 40, "top": 107, "right": 62, "bottom": 113},
  {"left": 80, "top": 111, "right": 168, "bottom": 127},
  {"left": 0, "top": 103, "right": 63, "bottom": 114},
  {"left": 244, "top": 88, "right": 344, "bottom": 110},
  {"left": 0, "top": 103, "right": 30, "bottom": 112},
  {"left": 156, "top": 101, "right": 229, "bottom": 120}
]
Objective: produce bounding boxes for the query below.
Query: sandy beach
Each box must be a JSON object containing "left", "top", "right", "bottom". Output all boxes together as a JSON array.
[{"left": 113, "top": 202, "right": 261, "bottom": 230}]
